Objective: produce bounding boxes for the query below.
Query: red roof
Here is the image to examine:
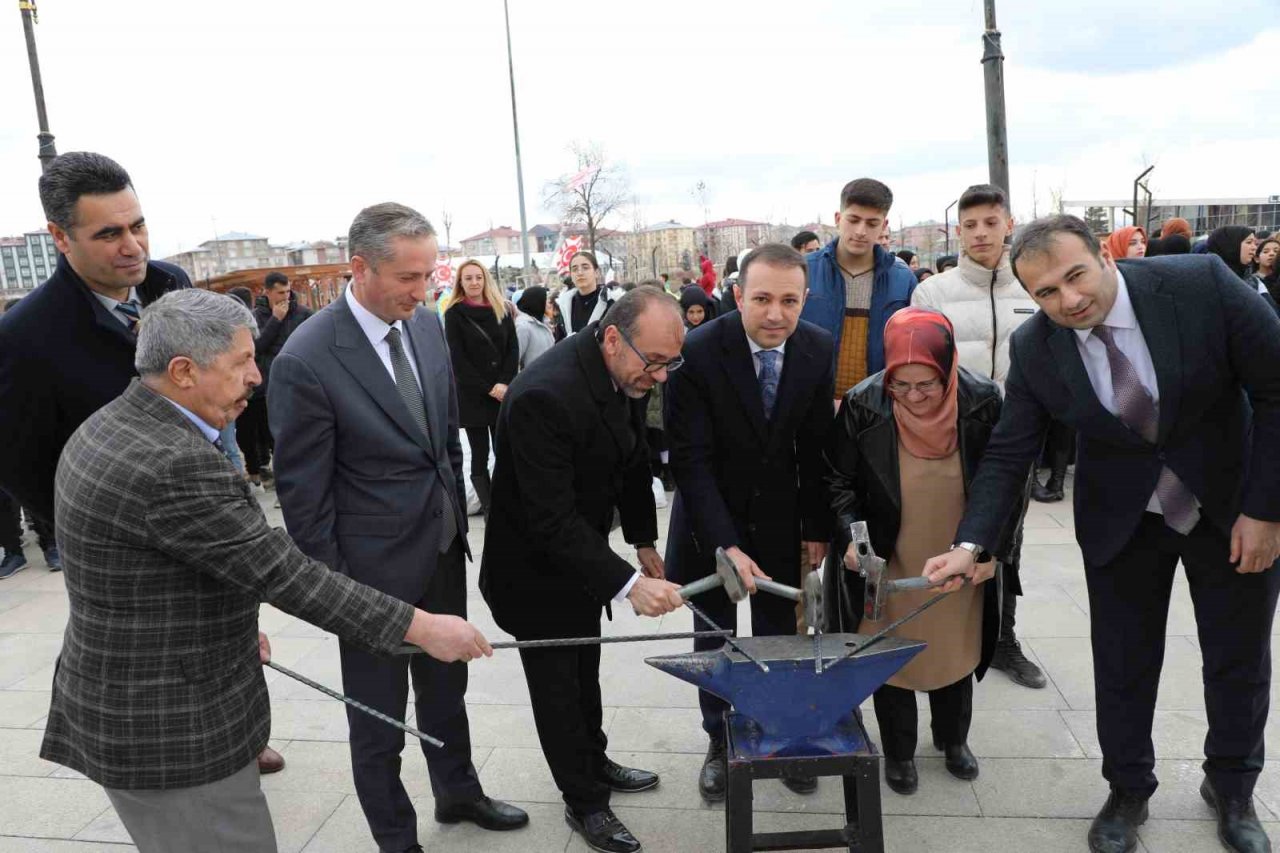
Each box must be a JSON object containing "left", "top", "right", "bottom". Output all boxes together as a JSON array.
[
  {"left": 460, "top": 226, "right": 522, "bottom": 242},
  {"left": 698, "top": 218, "right": 766, "bottom": 229}
]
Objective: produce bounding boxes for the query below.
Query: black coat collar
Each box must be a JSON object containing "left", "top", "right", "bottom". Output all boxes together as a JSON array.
[{"left": 573, "top": 323, "right": 636, "bottom": 457}]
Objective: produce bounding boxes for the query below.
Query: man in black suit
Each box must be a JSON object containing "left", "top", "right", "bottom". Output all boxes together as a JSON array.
[
  {"left": 270, "top": 203, "right": 526, "bottom": 852},
  {"left": 925, "top": 215, "right": 1280, "bottom": 853},
  {"left": 664, "top": 243, "right": 835, "bottom": 801},
  {"left": 481, "top": 286, "right": 686, "bottom": 853}
]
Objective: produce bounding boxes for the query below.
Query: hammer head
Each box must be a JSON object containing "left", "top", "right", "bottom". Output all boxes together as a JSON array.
[
  {"left": 861, "top": 555, "right": 891, "bottom": 622},
  {"left": 713, "top": 548, "right": 750, "bottom": 603},
  {"left": 803, "top": 570, "right": 825, "bottom": 633},
  {"left": 849, "top": 521, "right": 875, "bottom": 573}
]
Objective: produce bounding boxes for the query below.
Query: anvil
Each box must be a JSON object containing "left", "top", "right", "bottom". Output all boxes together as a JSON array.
[{"left": 646, "top": 633, "right": 925, "bottom": 757}]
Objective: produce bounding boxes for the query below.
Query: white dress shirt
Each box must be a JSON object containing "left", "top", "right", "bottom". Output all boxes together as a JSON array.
[
  {"left": 93, "top": 286, "right": 140, "bottom": 328},
  {"left": 345, "top": 284, "right": 422, "bottom": 390},
  {"left": 747, "top": 334, "right": 786, "bottom": 377},
  {"left": 1072, "top": 269, "right": 1189, "bottom": 516}
]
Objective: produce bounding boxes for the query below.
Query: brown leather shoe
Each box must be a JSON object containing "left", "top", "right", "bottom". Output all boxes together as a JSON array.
[{"left": 257, "top": 746, "right": 285, "bottom": 774}]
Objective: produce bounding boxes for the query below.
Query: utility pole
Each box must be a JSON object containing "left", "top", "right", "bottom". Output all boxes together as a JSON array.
[
  {"left": 503, "top": 0, "right": 531, "bottom": 280},
  {"left": 19, "top": 1, "right": 57, "bottom": 172},
  {"left": 981, "top": 0, "right": 1010, "bottom": 198}
]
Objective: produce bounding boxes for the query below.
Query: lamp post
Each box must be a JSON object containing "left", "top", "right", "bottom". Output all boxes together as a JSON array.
[
  {"left": 19, "top": 0, "right": 57, "bottom": 172},
  {"left": 943, "top": 199, "right": 958, "bottom": 256},
  {"left": 503, "top": 0, "right": 531, "bottom": 279},
  {"left": 981, "top": 0, "right": 1010, "bottom": 197}
]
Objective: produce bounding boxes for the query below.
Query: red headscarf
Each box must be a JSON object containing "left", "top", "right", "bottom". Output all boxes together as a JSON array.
[
  {"left": 1160, "top": 218, "right": 1192, "bottom": 240},
  {"left": 1104, "top": 226, "right": 1146, "bottom": 261},
  {"left": 883, "top": 308, "right": 959, "bottom": 459}
]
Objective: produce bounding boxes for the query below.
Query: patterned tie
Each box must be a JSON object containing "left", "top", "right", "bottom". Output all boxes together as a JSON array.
[
  {"left": 385, "top": 327, "right": 458, "bottom": 551},
  {"left": 758, "top": 350, "right": 780, "bottom": 419},
  {"left": 212, "top": 436, "right": 225, "bottom": 454},
  {"left": 1091, "top": 325, "right": 1200, "bottom": 534},
  {"left": 116, "top": 300, "right": 141, "bottom": 335}
]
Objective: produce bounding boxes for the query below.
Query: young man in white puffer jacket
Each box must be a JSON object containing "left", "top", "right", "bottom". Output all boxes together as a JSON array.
[{"left": 911, "top": 183, "right": 1048, "bottom": 691}]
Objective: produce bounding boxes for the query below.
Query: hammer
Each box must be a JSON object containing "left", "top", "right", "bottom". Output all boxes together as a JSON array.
[
  {"left": 849, "top": 521, "right": 964, "bottom": 622},
  {"left": 678, "top": 547, "right": 825, "bottom": 633}
]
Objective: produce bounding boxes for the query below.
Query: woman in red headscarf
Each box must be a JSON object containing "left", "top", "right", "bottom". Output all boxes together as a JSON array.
[
  {"left": 826, "top": 307, "right": 1019, "bottom": 797},
  {"left": 1104, "top": 226, "right": 1147, "bottom": 260}
]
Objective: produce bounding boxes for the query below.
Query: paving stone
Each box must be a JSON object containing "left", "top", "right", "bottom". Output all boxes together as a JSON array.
[
  {"left": 0, "top": 688, "right": 53, "bottom": 728},
  {"left": 564, "top": 804, "right": 837, "bottom": 853},
  {"left": 1028, "top": 635, "right": 1208, "bottom": 712},
  {"left": 465, "top": 701, "right": 553, "bottom": 750},
  {"left": 1021, "top": 527, "right": 1081, "bottom": 547},
  {"left": 1140, "top": 818, "right": 1279, "bottom": 852},
  {"left": 0, "top": 592, "right": 71, "bottom": 634},
  {"left": 0, "top": 839, "right": 137, "bottom": 852},
  {"left": 1007, "top": 583, "right": 1092, "bottom": 638},
  {"left": 0, "top": 776, "right": 112, "bottom": 839},
  {"left": 967, "top": 709, "right": 1087, "bottom": 759},
  {"left": 0, "top": 726, "right": 59, "bottom": 777},
  {"left": 0, "top": 587, "right": 39, "bottom": 618},
  {"left": 606, "top": 706, "right": 710, "bottom": 754},
  {"left": 0, "top": 633, "right": 61, "bottom": 689},
  {"left": 1060, "top": 708, "right": 1215, "bottom": 760}
]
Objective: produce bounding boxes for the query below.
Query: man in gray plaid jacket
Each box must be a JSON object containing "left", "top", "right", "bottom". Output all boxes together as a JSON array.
[{"left": 40, "top": 289, "right": 492, "bottom": 853}]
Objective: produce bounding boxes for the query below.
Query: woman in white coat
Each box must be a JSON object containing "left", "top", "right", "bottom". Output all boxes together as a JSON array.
[{"left": 555, "top": 251, "right": 613, "bottom": 335}]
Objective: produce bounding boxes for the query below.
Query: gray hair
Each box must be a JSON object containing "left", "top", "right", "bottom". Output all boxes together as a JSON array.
[
  {"left": 1010, "top": 214, "right": 1102, "bottom": 281},
  {"left": 599, "top": 285, "right": 681, "bottom": 340},
  {"left": 348, "top": 202, "right": 436, "bottom": 269},
  {"left": 135, "top": 289, "right": 259, "bottom": 377},
  {"left": 38, "top": 152, "right": 133, "bottom": 232}
]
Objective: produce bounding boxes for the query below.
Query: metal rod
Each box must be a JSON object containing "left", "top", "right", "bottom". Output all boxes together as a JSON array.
[
  {"left": 981, "top": 0, "right": 1010, "bottom": 198},
  {"left": 503, "top": 0, "right": 531, "bottom": 280},
  {"left": 683, "top": 597, "right": 770, "bottom": 673},
  {"left": 264, "top": 660, "right": 444, "bottom": 748},
  {"left": 393, "top": 629, "right": 732, "bottom": 655},
  {"left": 824, "top": 589, "right": 955, "bottom": 672},
  {"left": 19, "top": 0, "right": 57, "bottom": 172}
]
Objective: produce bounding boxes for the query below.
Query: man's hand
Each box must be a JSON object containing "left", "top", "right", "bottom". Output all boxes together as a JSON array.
[
  {"left": 258, "top": 631, "right": 272, "bottom": 664},
  {"left": 804, "top": 540, "right": 828, "bottom": 569},
  {"left": 626, "top": 576, "right": 683, "bottom": 617},
  {"left": 637, "top": 546, "right": 665, "bottom": 579},
  {"left": 404, "top": 610, "right": 493, "bottom": 663},
  {"left": 490, "top": 383, "right": 508, "bottom": 402},
  {"left": 724, "top": 546, "right": 769, "bottom": 594},
  {"left": 923, "top": 548, "right": 979, "bottom": 594},
  {"left": 1230, "top": 514, "right": 1280, "bottom": 574},
  {"left": 271, "top": 299, "right": 289, "bottom": 321}
]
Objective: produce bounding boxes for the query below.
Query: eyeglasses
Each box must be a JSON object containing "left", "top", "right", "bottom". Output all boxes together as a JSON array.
[
  {"left": 618, "top": 327, "right": 684, "bottom": 374},
  {"left": 886, "top": 378, "right": 942, "bottom": 396}
]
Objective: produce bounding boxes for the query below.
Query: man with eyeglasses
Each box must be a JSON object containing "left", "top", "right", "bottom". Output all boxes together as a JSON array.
[
  {"left": 663, "top": 243, "right": 836, "bottom": 802},
  {"left": 480, "top": 285, "right": 686, "bottom": 853}
]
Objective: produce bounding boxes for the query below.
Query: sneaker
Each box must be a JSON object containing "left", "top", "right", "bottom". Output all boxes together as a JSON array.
[
  {"left": 43, "top": 545, "right": 61, "bottom": 572},
  {"left": 250, "top": 481, "right": 266, "bottom": 494},
  {"left": 0, "top": 551, "right": 28, "bottom": 580},
  {"left": 990, "top": 637, "right": 1047, "bottom": 689}
]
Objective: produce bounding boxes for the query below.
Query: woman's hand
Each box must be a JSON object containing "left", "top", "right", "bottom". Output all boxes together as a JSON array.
[{"left": 490, "top": 384, "right": 508, "bottom": 401}]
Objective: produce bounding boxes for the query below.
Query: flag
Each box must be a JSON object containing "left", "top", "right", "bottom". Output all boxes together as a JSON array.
[
  {"left": 565, "top": 165, "right": 599, "bottom": 192},
  {"left": 432, "top": 254, "right": 453, "bottom": 289},
  {"left": 554, "top": 236, "right": 584, "bottom": 275}
]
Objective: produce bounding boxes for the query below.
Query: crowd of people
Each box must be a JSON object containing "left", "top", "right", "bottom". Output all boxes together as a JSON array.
[{"left": 2, "top": 151, "right": 1280, "bottom": 853}]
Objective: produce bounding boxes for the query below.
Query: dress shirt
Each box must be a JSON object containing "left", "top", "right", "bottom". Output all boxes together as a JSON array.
[
  {"left": 747, "top": 334, "right": 786, "bottom": 377},
  {"left": 1072, "top": 269, "right": 1192, "bottom": 516},
  {"left": 92, "top": 287, "right": 140, "bottom": 328},
  {"left": 162, "top": 397, "right": 221, "bottom": 444},
  {"left": 345, "top": 285, "right": 423, "bottom": 390}
]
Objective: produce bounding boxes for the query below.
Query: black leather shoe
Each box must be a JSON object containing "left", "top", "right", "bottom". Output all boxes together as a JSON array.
[
  {"left": 884, "top": 758, "right": 918, "bottom": 795},
  {"left": 1201, "top": 779, "right": 1272, "bottom": 852},
  {"left": 943, "top": 744, "right": 979, "bottom": 780},
  {"left": 434, "top": 795, "right": 529, "bottom": 831},
  {"left": 990, "top": 637, "right": 1048, "bottom": 689},
  {"left": 1032, "top": 476, "right": 1065, "bottom": 503},
  {"left": 1087, "top": 789, "right": 1148, "bottom": 853},
  {"left": 599, "top": 758, "right": 659, "bottom": 793},
  {"left": 565, "top": 806, "right": 641, "bottom": 853},
  {"left": 781, "top": 770, "right": 818, "bottom": 795},
  {"left": 699, "top": 735, "right": 727, "bottom": 802}
]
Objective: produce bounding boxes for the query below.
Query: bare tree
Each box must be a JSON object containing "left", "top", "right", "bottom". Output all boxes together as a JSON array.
[
  {"left": 441, "top": 209, "right": 454, "bottom": 250},
  {"left": 542, "top": 142, "right": 630, "bottom": 251}
]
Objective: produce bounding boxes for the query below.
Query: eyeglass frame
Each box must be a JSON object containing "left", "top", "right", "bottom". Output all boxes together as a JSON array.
[
  {"left": 885, "top": 377, "right": 943, "bottom": 396},
  {"left": 616, "top": 326, "right": 684, "bottom": 374}
]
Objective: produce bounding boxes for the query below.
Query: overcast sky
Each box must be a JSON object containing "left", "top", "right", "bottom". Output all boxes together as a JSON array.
[{"left": 1, "top": 1, "right": 1277, "bottom": 258}]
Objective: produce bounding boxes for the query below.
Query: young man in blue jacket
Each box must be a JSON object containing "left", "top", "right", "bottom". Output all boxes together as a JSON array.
[{"left": 799, "top": 178, "right": 918, "bottom": 401}]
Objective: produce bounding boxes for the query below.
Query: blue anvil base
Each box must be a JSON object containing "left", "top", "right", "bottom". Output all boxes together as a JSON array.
[{"left": 728, "top": 709, "right": 873, "bottom": 761}]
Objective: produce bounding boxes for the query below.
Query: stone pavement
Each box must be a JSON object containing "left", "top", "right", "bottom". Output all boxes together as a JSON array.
[{"left": 1, "top": 478, "right": 1276, "bottom": 852}]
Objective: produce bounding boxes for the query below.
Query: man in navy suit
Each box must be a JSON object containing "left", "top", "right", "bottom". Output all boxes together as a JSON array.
[
  {"left": 664, "top": 243, "right": 835, "bottom": 802},
  {"left": 925, "top": 215, "right": 1280, "bottom": 853}
]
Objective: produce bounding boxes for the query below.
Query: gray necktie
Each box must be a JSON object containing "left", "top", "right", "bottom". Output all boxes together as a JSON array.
[
  {"left": 758, "top": 350, "right": 780, "bottom": 419},
  {"left": 1091, "top": 325, "right": 1200, "bottom": 535},
  {"left": 385, "top": 327, "right": 458, "bottom": 551}
]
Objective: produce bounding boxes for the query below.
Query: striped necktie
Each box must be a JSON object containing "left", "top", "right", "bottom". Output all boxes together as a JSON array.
[{"left": 116, "top": 299, "right": 141, "bottom": 334}]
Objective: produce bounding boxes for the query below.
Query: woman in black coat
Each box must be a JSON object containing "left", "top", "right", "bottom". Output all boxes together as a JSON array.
[{"left": 443, "top": 259, "right": 518, "bottom": 512}]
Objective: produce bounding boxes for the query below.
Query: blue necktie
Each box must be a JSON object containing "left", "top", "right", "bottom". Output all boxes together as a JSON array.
[
  {"left": 758, "top": 350, "right": 780, "bottom": 419},
  {"left": 116, "top": 300, "right": 141, "bottom": 334}
]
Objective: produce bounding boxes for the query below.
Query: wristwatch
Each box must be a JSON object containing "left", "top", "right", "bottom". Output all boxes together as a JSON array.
[
  {"left": 635, "top": 543, "right": 656, "bottom": 551},
  {"left": 951, "top": 541, "right": 990, "bottom": 562}
]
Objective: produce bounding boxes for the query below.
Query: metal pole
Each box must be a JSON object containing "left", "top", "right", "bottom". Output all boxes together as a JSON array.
[
  {"left": 944, "top": 199, "right": 957, "bottom": 256},
  {"left": 19, "top": 1, "right": 57, "bottom": 172},
  {"left": 503, "top": 0, "right": 531, "bottom": 279},
  {"left": 981, "top": 0, "right": 1010, "bottom": 198}
]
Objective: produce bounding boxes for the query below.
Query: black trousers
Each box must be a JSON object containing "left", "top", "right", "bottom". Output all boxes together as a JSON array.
[
  {"left": 338, "top": 540, "right": 481, "bottom": 853},
  {"left": 872, "top": 674, "right": 974, "bottom": 761},
  {"left": 0, "top": 488, "right": 52, "bottom": 552},
  {"left": 520, "top": 634, "right": 610, "bottom": 814},
  {"left": 1086, "top": 512, "right": 1280, "bottom": 800},
  {"left": 235, "top": 396, "right": 272, "bottom": 476},
  {"left": 464, "top": 420, "right": 497, "bottom": 480},
  {"left": 691, "top": 581, "right": 798, "bottom": 735}
]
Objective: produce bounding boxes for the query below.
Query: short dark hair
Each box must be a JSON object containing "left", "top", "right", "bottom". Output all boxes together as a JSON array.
[
  {"left": 570, "top": 251, "right": 599, "bottom": 271},
  {"left": 738, "top": 243, "right": 807, "bottom": 293},
  {"left": 957, "top": 183, "right": 1008, "bottom": 215},
  {"left": 839, "top": 178, "right": 893, "bottom": 214},
  {"left": 227, "top": 286, "right": 254, "bottom": 309},
  {"left": 790, "top": 230, "right": 820, "bottom": 250},
  {"left": 1010, "top": 215, "right": 1102, "bottom": 281},
  {"left": 896, "top": 250, "right": 916, "bottom": 264},
  {"left": 38, "top": 152, "right": 134, "bottom": 232},
  {"left": 599, "top": 285, "right": 680, "bottom": 340},
  {"left": 264, "top": 272, "right": 289, "bottom": 289},
  {"left": 935, "top": 254, "right": 959, "bottom": 273}
]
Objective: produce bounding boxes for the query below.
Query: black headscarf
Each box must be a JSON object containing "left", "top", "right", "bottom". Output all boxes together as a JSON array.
[
  {"left": 1206, "top": 226, "right": 1255, "bottom": 280},
  {"left": 516, "top": 286, "right": 548, "bottom": 320},
  {"left": 679, "top": 284, "right": 712, "bottom": 328},
  {"left": 1146, "top": 235, "right": 1191, "bottom": 257}
]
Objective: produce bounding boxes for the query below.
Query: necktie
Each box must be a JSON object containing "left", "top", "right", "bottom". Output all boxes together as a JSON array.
[
  {"left": 757, "top": 350, "right": 780, "bottom": 419},
  {"left": 116, "top": 300, "right": 141, "bottom": 334},
  {"left": 1091, "top": 325, "right": 1200, "bottom": 534},
  {"left": 385, "top": 327, "right": 458, "bottom": 551},
  {"left": 212, "top": 436, "right": 225, "bottom": 454}
]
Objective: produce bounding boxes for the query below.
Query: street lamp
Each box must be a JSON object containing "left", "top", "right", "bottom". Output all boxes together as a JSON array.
[
  {"left": 943, "top": 199, "right": 958, "bottom": 256},
  {"left": 502, "top": 0, "right": 531, "bottom": 279},
  {"left": 981, "top": 0, "right": 1010, "bottom": 197},
  {"left": 19, "top": 1, "right": 57, "bottom": 172}
]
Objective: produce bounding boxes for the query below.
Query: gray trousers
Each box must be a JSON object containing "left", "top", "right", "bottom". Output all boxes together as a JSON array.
[{"left": 105, "top": 760, "right": 277, "bottom": 853}]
